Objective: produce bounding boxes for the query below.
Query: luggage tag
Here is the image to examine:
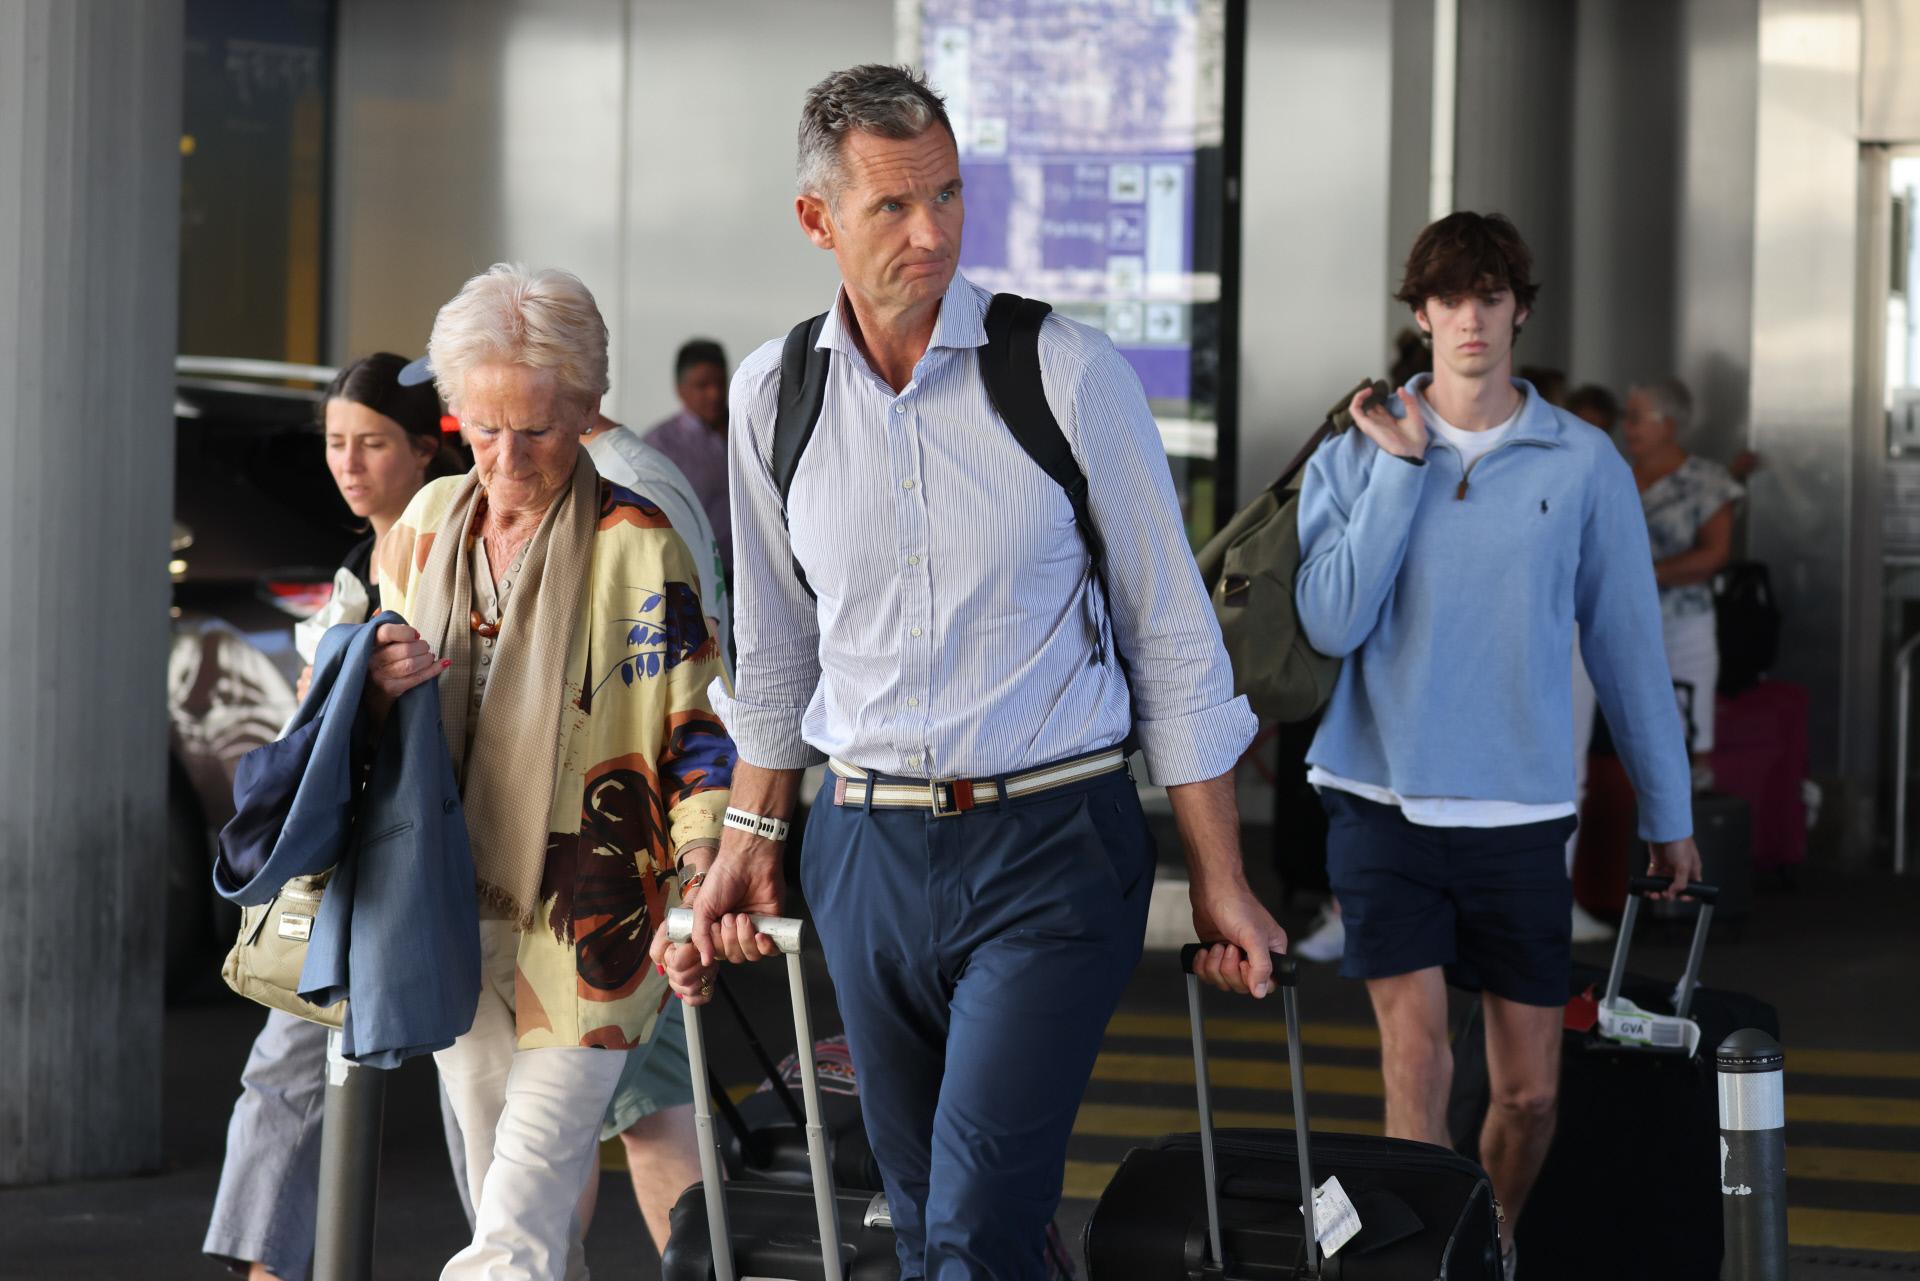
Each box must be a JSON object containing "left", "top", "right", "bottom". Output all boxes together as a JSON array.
[
  {"left": 1308, "top": 1175, "right": 1363, "bottom": 1257},
  {"left": 1563, "top": 984, "right": 1600, "bottom": 1033},
  {"left": 1596, "top": 996, "right": 1701, "bottom": 1056}
]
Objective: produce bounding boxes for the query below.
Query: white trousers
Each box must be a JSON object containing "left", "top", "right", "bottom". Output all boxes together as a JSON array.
[
  {"left": 436, "top": 920, "right": 626, "bottom": 1281},
  {"left": 1663, "top": 610, "right": 1720, "bottom": 753}
]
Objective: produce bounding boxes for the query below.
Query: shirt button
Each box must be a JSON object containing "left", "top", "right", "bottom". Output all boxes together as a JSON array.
[
  {"left": 480, "top": 654, "right": 491, "bottom": 666},
  {"left": 910, "top": 626, "right": 923, "bottom": 638},
  {"left": 908, "top": 554, "right": 921, "bottom": 566},
  {"left": 902, "top": 478, "right": 916, "bottom": 490},
  {"left": 904, "top": 755, "right": 921, "bottom": 769},
  {"left": 893, "top": 403, "right": 906, "bottom": 415},
  {"left": 907, "top": 696, "right": 920, "bottom": 707}
]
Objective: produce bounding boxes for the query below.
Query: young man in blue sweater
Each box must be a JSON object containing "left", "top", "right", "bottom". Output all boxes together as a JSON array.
[{"left": 1294, "top": 212, "right": 1700, "bottom": 1273}]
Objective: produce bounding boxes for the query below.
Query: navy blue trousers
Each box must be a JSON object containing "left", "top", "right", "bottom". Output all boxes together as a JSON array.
[{"left": 802, "top": 767, "right": 1153, "bottom": 1281}]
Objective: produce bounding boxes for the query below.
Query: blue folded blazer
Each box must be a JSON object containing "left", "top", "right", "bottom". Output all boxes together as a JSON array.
[{"left": 215, "top": 611, "right": 480, "bottom": 1068}]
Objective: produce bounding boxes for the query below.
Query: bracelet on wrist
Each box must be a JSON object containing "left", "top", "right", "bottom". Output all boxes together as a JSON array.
[
  {"left": 724, "top": 806, "right": 791, "bottom": 843},
  {"left": 679, "top": 871, "right": 707, "bottom": 897},
  {"left": 674, "top": 840, "right": 718, "bottom": 877}
]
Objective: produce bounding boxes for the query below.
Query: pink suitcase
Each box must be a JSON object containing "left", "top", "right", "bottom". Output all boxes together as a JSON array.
[{"left": 1710, "top": 680, "right": 1809, "bottom": 871}]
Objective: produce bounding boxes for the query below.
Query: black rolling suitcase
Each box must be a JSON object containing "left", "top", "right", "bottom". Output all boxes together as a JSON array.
[
  {"left": 1086, "top": 947, "right": 1503, "bottom": 1279},
  {"left": 702, "top": 971, "right": 884, "bottom": 1192},
  {"left": 1648, "top": 791, "right": 1753, "bottom": 932},
  {"left": 658, "top": 908, "right": 896, "bottom": 1281},
  {"left": 1448, "top": 876, "right": 1780, "bottom": 1281},
  {"left": 1653, "top": 684, "right": 1755, "bottom": 932},
  {"left": 664, "top": 923, "right": 1079, "bottom": 1280}
]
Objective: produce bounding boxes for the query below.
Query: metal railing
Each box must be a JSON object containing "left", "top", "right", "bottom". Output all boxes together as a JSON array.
[{"left": 1896, "top": 632, "right": 1920, "bottom": 875}]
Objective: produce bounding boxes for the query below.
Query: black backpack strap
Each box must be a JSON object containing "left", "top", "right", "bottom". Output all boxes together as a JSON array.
[
  {"left": 979, "top": 293, "right": 1108, "bottom": 578},
  {"left": 771, "top": 312, "right": 831, "bottom": 598}
]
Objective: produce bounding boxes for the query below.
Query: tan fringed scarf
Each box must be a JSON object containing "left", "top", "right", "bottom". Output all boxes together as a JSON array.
[{"left": 411, "top": 452, "right": 599, "bottom": 926}]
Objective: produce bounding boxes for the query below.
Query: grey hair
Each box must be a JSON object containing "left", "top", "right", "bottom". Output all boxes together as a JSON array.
[
  {"left": 796, "top": 64, "right": 954, "bottom": 200},
  {"left": 1634, "top": 377, "right": 1695, "bottom": 434},
  {"left": 427, "top": 263, "right": 610, "bottom": 413}
]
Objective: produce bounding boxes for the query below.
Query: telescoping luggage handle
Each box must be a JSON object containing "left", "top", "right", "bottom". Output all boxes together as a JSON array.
[
  {"left": 1179, "top": 945, "right": 1319, "bottom": 1278},
  {"left": 1603, "top": 876, "right": 1719, "bottom": 1020},
  {"left": 666, "top": 908, "right": 843, "bottom": 1281}
]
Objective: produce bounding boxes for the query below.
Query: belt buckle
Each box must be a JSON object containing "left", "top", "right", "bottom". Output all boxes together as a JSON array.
[{"left": 928, "top": 777, "right": 974, "bottom": 817}]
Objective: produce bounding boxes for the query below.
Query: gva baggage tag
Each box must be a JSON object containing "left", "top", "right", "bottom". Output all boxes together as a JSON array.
[
  {"left": 1597, "top": 996, "right": 1701, "bottom": 1056},
  {"left": 1308, "top": 1175, "right": 1363, "bottom": 1257}
]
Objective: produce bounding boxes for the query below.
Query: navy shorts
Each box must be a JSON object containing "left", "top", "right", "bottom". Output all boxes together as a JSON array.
[{"left": 1321, "top": 789, "right": 1577, "bottom": 1008}]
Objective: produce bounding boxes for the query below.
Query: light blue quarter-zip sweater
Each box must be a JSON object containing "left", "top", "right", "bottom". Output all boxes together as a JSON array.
[{"left": 1295, "top": 374, "right": 1692, "bottom": 842}]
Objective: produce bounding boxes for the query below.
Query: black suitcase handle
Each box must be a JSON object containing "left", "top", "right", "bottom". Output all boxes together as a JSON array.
[
  {"left": 1182, "top": 942, "right": 1320, "bottom": 1277},
  {"left": 1178, "top": 945, "right": 1299, "bottom": 987},
  {"left": 667, "top": 909, "right": 844, "bottom": 1281},
  {"left": 1627, "top": 874, "right": 1719, "bottom": 903},
  {"left": 1604, "top": 878, "right": 1720, "bottom": 1025}
]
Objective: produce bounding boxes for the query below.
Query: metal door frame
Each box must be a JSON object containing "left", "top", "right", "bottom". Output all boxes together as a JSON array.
[{"left": 1851, "top": 143, "right": 1920, "bottom": 870}]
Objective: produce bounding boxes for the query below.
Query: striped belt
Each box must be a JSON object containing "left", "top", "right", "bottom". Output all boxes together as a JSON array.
[{"left": 829, "top": 748, "right": 1130, "bottom": 817}]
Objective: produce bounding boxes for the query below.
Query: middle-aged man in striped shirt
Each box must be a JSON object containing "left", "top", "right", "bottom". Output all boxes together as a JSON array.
[{"left": 651, "top": 64, "right": 1286, "bottom": 1280}]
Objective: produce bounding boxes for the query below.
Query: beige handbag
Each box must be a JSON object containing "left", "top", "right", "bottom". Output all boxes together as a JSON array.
[{"left": 220, "top": 871, "right": 345, "bottom": 1028}]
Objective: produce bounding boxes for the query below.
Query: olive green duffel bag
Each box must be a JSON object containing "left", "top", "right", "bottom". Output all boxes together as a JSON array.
[{"left": 1196, "top": 379, "right": 1382, "bottom": 723}]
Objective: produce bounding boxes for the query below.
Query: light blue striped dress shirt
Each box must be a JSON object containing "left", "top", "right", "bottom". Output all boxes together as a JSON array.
[{"left": 709, "top": 271, "right": 1255, "bottom": 786}]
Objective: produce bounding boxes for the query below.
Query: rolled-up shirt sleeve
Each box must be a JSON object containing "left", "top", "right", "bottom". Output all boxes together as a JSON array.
[
  {"left": 1071, "top": 343, "right": 1257, "bottom": 785},
  {"left": 707, "top": 350, "right": 828, "bottom": 770}
]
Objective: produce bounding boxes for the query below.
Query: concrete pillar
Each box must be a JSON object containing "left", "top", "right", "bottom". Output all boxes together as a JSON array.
[
  {"left": 0, "top": 0, "right": 182, "bottom": 1184},
  {"left": 1451, "top": 0, "right": 1578, "bottom": 373}
]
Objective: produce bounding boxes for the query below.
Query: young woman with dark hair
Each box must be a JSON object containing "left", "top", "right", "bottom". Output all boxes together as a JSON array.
[{"left": 204, "top": 352, "right": 453, "bottom": 1281}]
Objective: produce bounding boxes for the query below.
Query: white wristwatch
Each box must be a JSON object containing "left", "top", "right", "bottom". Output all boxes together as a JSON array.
[{"left": 723, "top": 806, "right": 791, "bottom": 843}]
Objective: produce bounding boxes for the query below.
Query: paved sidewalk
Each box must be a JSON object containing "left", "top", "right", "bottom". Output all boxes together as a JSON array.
[{"left": 2, "top": 864, "right": 1915, "bottom": 1278}]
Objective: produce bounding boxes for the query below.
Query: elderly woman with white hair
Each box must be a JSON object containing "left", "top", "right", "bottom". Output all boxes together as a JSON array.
[
  {"left": 365, "top": 263, "right": 732, "bottom": 1279},
  {"left": 1621, "top": 377, "right": 1744, "bottom": 761}
]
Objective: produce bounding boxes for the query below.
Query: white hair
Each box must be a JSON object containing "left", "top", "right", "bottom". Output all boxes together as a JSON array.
[
  {"left": 1633, "top": 377, "right": 1695, "bottom": 435},
  {"left": 796, "top": 64, "right": 952, "bottom": 200},
  {"left": 427, "top": 263, "right": 609, "bottom": 412}
]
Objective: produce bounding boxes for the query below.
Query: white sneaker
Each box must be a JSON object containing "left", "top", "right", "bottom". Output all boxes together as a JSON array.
[
  {"left": 1293, "top": 905, "right": 1345, "bottom": 963},
  {"left": 1570, "top": 901, "right": 1615, "bottom": 944}
]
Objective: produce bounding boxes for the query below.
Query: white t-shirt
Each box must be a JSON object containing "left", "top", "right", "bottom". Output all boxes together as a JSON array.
[
  {"left": 1309, "top": 390, "right": 1575, "bottom": 828},
  {"left": 1427, "top": 398, "right": 1521, "bottom": 469},
  {"left": 583, "top": 426, "right": 733, "bottom": 675}
]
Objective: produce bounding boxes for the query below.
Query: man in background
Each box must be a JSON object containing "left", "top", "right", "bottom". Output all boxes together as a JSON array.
[{"left": 644, "top": 339, "right": 732, "bottom": 584}]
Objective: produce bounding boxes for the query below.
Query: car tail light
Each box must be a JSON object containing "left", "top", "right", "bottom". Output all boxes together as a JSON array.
[{"left": 258, "top": 576, "right": 335, "bottom": 619}]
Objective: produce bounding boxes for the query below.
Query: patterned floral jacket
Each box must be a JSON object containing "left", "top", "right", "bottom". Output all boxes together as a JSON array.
[{"left": 378, "top": 475, "right": 733, "bottom": 1050}]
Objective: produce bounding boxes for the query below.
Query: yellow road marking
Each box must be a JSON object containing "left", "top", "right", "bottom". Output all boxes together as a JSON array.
[
  {"left": 1791, "top": 1147, "right": 1920, "bottom": 1185},
  {"left": 1788, "top": 1095, "right": 1920, "bottom": 1128},
  {"left": 1097, "top": 1052, "right": 1920, "bottom": 1129},
  {"left": 1064, "top": 1159, "right": 1117, "bottom": 1201},
  {"left": 1071, "top": 1101, "right": 1384, "bottom": 1139},
  {"left": 1789, "top": 1048, "right": 1920, "bottom": 1080},
  {"left": 1109, "top": 1014, "right": 1920, "bottom": 1082},
  {"left": 1094, "top": 1052, "right": 1384, "bottom": 1097},
  {"left": 1106, "top": 1012, "right": 1381, "bottom": 1050},
  {"left": 1789, "top": 1207, "right": 1920, "bottom": 1252}
]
